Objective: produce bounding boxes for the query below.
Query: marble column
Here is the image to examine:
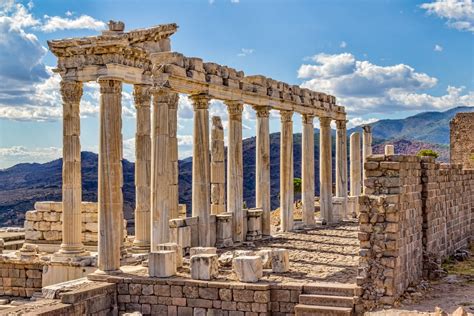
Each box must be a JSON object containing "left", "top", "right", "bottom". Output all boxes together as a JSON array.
[
  {"left": 362, "top": 125, "right": 372, "bottom": 194},
  {"left": 335, "top": 120, "right": 348, "bottom": 218},
  {"left": 56, "top": 80, "right": 87, "bottom": 258},
  {"left": 349, "top": 132, "right": 362, "bottom": 196},
  {"left": 225, "top": 100, "right": 244, "bottom": 242},
  {"left": 151, "top": 89, "right": 171, "bottom": 250},
  {"left": 97, "top": 77, "right": 123, "bottom": 274},
  {"left": 190, "top": 94, "right": 211, "bottom": 247},
  {"left": 302, "top": 114, "right": 315, "bottom": 227},
  {"left": 254, "top": 106, "right": 271, "bottom": 236},
  {"left": 211, "top": 116, "right": 226, "bottom": 215},
  {"left": 168, "top": 94, "right": 180, "bottom": 220},
  {"left": 132, "top": 85, "right": 151, "bottom": 252},
  {"left": 319, "top": 117, "right": 333, "bottom": 224},
  {"left": 280, "top": 110, "right": 294, "bottom": 232}
]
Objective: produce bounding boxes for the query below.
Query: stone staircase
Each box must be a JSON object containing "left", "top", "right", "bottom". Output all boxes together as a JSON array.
[{"left": 294, "top": 282, "right": 360, "bottom": 316}]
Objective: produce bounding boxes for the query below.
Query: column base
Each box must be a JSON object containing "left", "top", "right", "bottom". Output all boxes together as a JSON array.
[
  {"left": 51, "top": 250, "right": 92, "bottom": 263},
  {"left": 90, "top": 268, "right": 123, "bottom": 278},
  {"left": 130, "top": 245, "right": 150, "bottom": 254}
]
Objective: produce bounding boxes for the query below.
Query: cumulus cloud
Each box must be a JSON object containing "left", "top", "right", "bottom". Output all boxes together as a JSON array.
[
  {"left": 0, "top": 145, "right": 62, "bottom": 168},
  {"left": 347, "top": 117, "right": 379, "bottom": 128},
  {"left": 298, "top": 52, "right": 473, "bottom": 115},
  {"left": 237, "top": 48, "right": 254, "bottom": 57},
  {"left": 40, "top": 14, "right": 106, "bottom": 32},
  {"left": 434, "top": 44, "right": 444, "bottom": 51},
  {"left": 420, "top": 0, "right": 474, "bottom": 33}
]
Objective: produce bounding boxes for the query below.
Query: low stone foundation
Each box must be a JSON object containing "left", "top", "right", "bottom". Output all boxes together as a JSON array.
[{"left": 0, "top": 258, "right": 43, "bottom": 297}]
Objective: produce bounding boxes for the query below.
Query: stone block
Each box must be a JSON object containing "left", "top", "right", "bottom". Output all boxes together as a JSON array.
[
  {"left": 149, "top": 251, "right": 176, "bottom": 278},
  {"left": 190, "top": 254, "right": 218, "bottom": 280},
  {"left": 256, "top": 249, "right": 272, "bottom": 269},
  {"left": 271, "top": 249, "right": 289, "bottom": 273},
  {"left": 190, "top": 247, "right": 217, "bottom": 257},
  {"left": 232, "top": 256, "right": 263, "bottom": 283},
  {"left": 216, "top": 213, "right": 233, "bottom": 248},
  {"left": 156, "top": 243, "right": 183, "bottom": 268},
  {"left": 246, "top": 208, "right": 262, "bottom": 241}
]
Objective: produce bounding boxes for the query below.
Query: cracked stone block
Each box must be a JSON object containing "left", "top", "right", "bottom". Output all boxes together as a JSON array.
[
  {"left": 190, "top": 254, "right": 218, "bottom": 280},
  {"left": 149, "top": 251, "right": 176, "bottom": 278},
  {"left": 156, "top": 243, "right": 183, "bottom": 268},
  {"left": 232, "top": 255, "right": 263, "bottom": 283},
  {"left": 271, "top": 249, "right": 289, "bottom": 273},
  {"left": 190, "top": 247, "right": 217, "bottom": 257}
]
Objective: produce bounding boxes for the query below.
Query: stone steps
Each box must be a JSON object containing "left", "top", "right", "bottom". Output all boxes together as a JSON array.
[
  {"left": 294, "top": 304, "right": 353, "bottom": 316},
  {"left": 299, "top": 294, "right": 354, "bottom": 308},
  {"left": 303, "top": 282, "right": 360, "bottom": 297}
]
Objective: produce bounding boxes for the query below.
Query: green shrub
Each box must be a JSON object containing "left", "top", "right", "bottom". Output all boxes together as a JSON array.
[{"left": 417, "top": 149, "right": 439, "bottom": 159}]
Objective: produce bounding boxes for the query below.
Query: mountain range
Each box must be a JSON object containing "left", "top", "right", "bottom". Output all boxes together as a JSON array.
[{"left": 0, "top": 106, "right": 471, "bottom": 228}]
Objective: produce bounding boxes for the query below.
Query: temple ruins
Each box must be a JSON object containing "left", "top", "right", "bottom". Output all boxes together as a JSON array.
[{"left": 0, "top": 21, "right": 472, "bottom": 315}]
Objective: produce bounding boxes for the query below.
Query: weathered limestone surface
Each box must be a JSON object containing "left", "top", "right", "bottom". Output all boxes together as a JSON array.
[
  {"left": 254, "top": 106, "right": 272, "bottom": 236},
  {"left": 246, "top": 208, "right": 263, "bottom": 241},
  {"left": 190, "top": 94, "right": 211, "bottom": 247},
  {"left": 226, "top": 101, "right": 244, "bottom": 242},
  {"left": 362, "top": 125, "right": 373, "bottom": 194},
  {"left": 215, "top": 213, "right": 233, "bottom": 248},
  {"left": 132, "top": 84, "right": 151, "bottom": 252},
  {"left": 280, "top": 110, "right": 294, "bottom": 231},
  {"left": 156, "top": 243, "right": 183, "bottom": 268},
  {"left": 450, "top": 112, "right": 474, "bottom": 169},
  {"left": 232, "top": 256, "right": 263, "bottom": 283},
  {"left": 319, "top": 117, "right": 333, "bottom": 223},
  {"left": 0, "top": 260, "right": 43, "bottom": 297},
  {"left": 168, "top": 94, "right": 180, "bottom": 220},
  {"left": 384, "top": 144, "right": 395, "bottom": 155},
  {"left": 97, "top": 77, "right": 123, "bottom": 274},
  {"left": 335, "top": 120, "right": 348, "bottom": 219},
  {"left": 190, "top": 254, "right": 218, "bottom": 280},
  {"left": 210, "top": 116, "right": 225, "bottom": 215},
  {"left": 301, "top": 114, "right": 315, "bottom": 226},
  {"left": 350, "top": 132, "right": 362, "bottom": 197},
  {"left": 149, "top": 251, "right": 176, "bottom": 277},
  {"left": 271, "top": 249, "right": 290, "bottom": 273}
]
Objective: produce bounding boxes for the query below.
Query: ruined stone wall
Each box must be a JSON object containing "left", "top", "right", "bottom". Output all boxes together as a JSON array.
[
  {"left": 0, "top": 259, "right": 43, "bottom": 297},
  {"left": 358, "top": 154, "right": 474, "bottom": 309},
  {"left": 450, "top": 112, "right": 474, "bottom": 169}
]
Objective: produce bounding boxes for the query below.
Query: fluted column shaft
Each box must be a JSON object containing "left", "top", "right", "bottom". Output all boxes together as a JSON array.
[
  {"left": 168, "top": 94, "right": 179, "bottom": 219},
  {"left": 336, "top": 120, "right": 348, "bottom": 218},
  {"left": 226, "top": 101, "right": 244, "bottom": 242},
  {"left": 97, "top": 77, "right": 123, "bottom": 273},
  {"left": 349, "top": 132, "right": 362, "bottom": 196},
  {"left": 58, "top": 80, "right": 86, "bottom": 256},
  {"left": 211, "top": 116, "right": 226, "bottom": 215},
  {"left": 132, "top": 85, "right": 151, "bottom": 252},
  {"left": 151, "top": 89, "right": 172, "bottom": 250},
  {"left": 319, "top": 117, "right": 333, "bottom": 224},
  {"left": 280, "top": 110, "right": 294, "bottom": 232},
  {"left": 190, "top": 94, "right": 211, "bottom": 246},
  {"left": 362, "top": 125, "right": 372, "bottom": 194},
  {"left": 254, "top": 106, "right": 271, "bottom": 236},
  {"left": 302, "top": 114, "right": 315, "bottom": 226}
]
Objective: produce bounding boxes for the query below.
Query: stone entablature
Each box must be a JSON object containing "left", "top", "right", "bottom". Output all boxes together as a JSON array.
[{"left": 450, "top": 112, "right": 474, "bottom": 169}]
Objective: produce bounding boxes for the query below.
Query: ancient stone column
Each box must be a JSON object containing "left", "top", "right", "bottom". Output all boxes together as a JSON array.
[
  {"left": 385, "top": 144, "right": 395, "bottom": 155},
  {"left": 335, "top": 120, "right": 348, "bottom": 215},
  {"left": 225, "top": 100, "right": 244, "bottom": 242},
  {"left": 150, "top": 89, "right": 171, "bottom": 250},
  {"left": 97, "top": 77, "right": 123, "bottom": 274},
  {"left": 211, "top": 116, "right": 225, "bottom": 215},
  {"left": 362, "top": 125, "right": 373, "bottom": 194},
  {"left": 280, "top": 110, "right": 294, "bottom": 232},
  {"left": 168, "top": 94, "right": 180, "bottom": 219},
  {"left": 349, "top": 132, "right": 362, "bottom": 196},
  {"left": 56, "top": 80, "right": 87, "bottom": 258},
  {"left": 319, "top": 117, "right": 333, "bottom": 224},
  {"left": 190, "top": 94, "right": 211, "bottom": 247},
  {"left": 302, "top": 114, "right": 315, "bottom": 227},
  {"left": 132, "top": 85, "right": 151, "bottom": 252},
  {"left": 254, "top": 106, "right": 271, "bottom": 236}
]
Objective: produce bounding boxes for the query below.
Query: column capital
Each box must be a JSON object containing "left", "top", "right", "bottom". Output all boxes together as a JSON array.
[
  {"left": 98, "top": 77, "right": 122, "bottom": 94},
  {"left": 168, "top": 93, "right": 179, "bottom": 109},
  {"left": 362, "top": 124, "right": 372, "bottom": 133},
  {"left": 335, "top": 120, "right": 347, "bottom": 130},
  {"left": 280, "top": 110, "right": 293, "bottom": 122},
  {"left": 302, "top": 113, "right": 315, "bottom": 124},
  {"left": 319, "top": 116, "right": 332, "bottom": 127},
  {"left": 253, "top": 106, "right": 271, "bottom": 118},
  {"left": 189, "top": 93, "right": 210, "bottom": 110},
  {"left": 133, "top": 85, "right": 152, "bottom": 108},
  {"left": 60, "top": 80, "right": 83, "bottom": 104},
  {"left": 225, "top": 100, "right": 243, "bottom": 121}
]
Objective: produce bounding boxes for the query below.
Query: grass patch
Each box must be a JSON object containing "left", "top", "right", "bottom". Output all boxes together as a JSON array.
[{"left": 441, "top": 244, "right": 474, "bottom": 277}]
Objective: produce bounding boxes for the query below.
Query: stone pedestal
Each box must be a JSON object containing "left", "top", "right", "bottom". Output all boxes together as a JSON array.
[
  {"left": 156, "top": 243, "right": 183, "bottom": 268},
  {"left": 132, "top": 85, "right": 151, "bottom": 252},
  {"left": 170, "top": 224, "right": 191, "bottom": 256},
  {"left": 190, "top": 254, "right": 219, "bottom": 280},
  {"left": 254, "top": 106, "right": 271, "bottom": 236},
  {"left": 246, "top": 208, "right": 263, "bottom": 241},
  {"left": 96, "top": 77, "right": 123, "bottom": 274},
  {"left": 302, "top": 114, "right": 315, "bottom": 227},
  {"left": 271, "top": 249, "right": 289, "bottom": 273},
  {"left": 225, "top": 101, "right": 244, "bottom": 242},
  {"left": 149, "top": 251, "right": 176, "bottom": 277},
  {"left": 216, "top": 213, "right": 233, "bottom": 248},
  {"left": 385, "top": 144, "right": 395, "bottom": 155},
  {"left": 319, "top": 117, "right": 333, "bottom": 224},
  {"left": 190, "top": 94, "right": 211, "bottom": 246},
  {"left": 280, "top": 110, "right": 294, "bottom": 232},
  {"left": 350, "top": 132, "right": 362, "bottom": 197},
  {"left": 335, "top": 120, "right": 348, "bottom": 220},
  {"left": 232, "top": 256, "right": 263, "bottom": 283},
  {"left": 332, "top": 196, "right": 345, "bottom": 222},
  {"left": 211, "top": 116, "right": 226, "bottom": 215}
]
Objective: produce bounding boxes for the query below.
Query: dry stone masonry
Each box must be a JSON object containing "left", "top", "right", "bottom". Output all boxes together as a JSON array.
[{"left": 450, "top": 112, "right": 474, "bottom": 169}]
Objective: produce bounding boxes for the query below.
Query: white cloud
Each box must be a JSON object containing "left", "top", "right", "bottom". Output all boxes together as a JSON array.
[
  {"left": 347, "top": 117, "right": 379, "bottom": 128},
  {"left": 40, "top": 14, "right": 106, "bottom": 32},
  {"left": 0, "top": 146, "right": 62, "bottom": 168},
  {"left": 339, "top": 41, "right": 347, "bottom": 48},
  {"left": 237, "top": 48, "right": 254, "bottom": 57},
  {"left": 298, "top": 52, "right": 473, "bottom": 115},
  {"left": 434, "top": 44, "right": 444, "bottom": 51},
  {"left": 420, "top": 0, "right": 474, "bottom": 33},
  {"left": 230, "top": 0, "right": 240, "bottom": 3},
  {"left": 65, "top": 10, "right": 73, "bottom": 17}
]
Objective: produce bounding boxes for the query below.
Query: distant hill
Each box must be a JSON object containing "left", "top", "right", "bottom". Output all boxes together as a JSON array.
[{"left": 0, "top": 106, "right": 471, "bottom": 228}]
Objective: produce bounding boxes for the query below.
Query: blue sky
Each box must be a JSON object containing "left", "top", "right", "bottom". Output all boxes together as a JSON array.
[{"left": 0, "top": 0, "right": 473, "bottom": 168}]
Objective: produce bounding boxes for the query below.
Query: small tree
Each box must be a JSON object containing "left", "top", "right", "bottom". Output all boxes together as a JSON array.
[
  {"left": 293, "top": 178, "right": 302, "bottom": 195},
  {"left": 417, "top": 149, "right": 439, "bottom": 159}
]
